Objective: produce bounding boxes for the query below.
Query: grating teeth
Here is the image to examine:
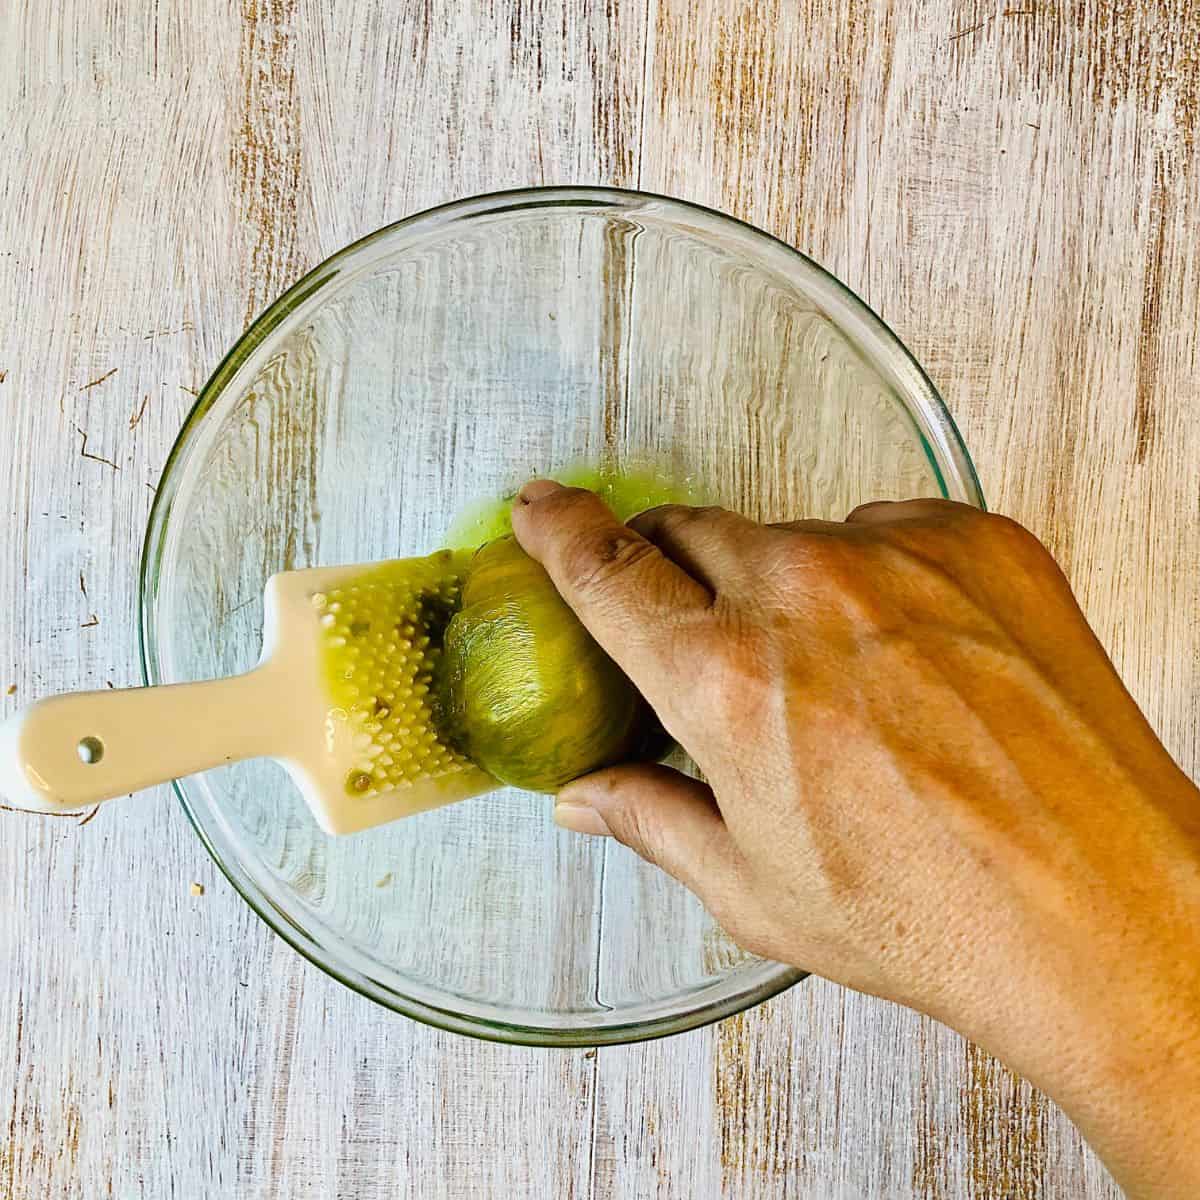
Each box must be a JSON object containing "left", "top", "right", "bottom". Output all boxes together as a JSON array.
[{"left": 316, "top": 552, "right": 476, "bottom": 798}]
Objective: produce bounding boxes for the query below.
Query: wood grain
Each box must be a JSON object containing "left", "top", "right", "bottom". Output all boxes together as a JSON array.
[{"left": 2, "top": 0, "right": 1196, "bottom": 1196}]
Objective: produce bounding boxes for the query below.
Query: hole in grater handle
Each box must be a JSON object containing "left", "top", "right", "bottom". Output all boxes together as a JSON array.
[{"left": 77, "top": 736, "right": 104, "bottom": 765}]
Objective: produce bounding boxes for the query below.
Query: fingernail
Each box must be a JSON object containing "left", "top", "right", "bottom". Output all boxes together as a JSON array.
[
  {"left": 518, "top": 479, "right": 564, "bottom": 505},
  {"left": 553, "top": 801, "right": 612, "bottom": 837}
]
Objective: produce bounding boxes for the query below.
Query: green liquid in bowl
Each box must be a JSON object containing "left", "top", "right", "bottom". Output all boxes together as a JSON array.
[{"left": 444, "top": 462, "right": 711, "bottom": 550}]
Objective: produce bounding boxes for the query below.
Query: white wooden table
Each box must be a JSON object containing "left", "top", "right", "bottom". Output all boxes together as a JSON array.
[{"left": 2, "top": 3, "right": 1196, "bottom": 1196}]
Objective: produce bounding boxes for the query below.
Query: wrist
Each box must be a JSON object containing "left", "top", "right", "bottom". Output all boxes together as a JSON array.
[
  {"left": 974, "top": 783, "right": 1200, "bottom": 1199},
  {"left": 1029, "top": 1008, "right": 1200, "bottom": 1200}
]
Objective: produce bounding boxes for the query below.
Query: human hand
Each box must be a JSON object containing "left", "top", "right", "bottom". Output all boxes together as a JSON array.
[{"left": 511, "top": 482, "right": 1200, "bottom": 1200}]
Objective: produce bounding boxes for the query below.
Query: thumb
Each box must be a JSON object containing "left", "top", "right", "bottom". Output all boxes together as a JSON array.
[{"left": 554, "top": 763, "right": 745, "bottom": 902}]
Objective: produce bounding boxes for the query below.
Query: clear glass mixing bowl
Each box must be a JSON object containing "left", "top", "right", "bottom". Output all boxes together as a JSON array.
[{"left": 140, "top": 187, "right": 983, "bottom": 1045}]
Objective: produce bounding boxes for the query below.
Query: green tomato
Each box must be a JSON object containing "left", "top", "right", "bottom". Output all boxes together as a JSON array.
[{"left": 435, "top": 536, "right": 663, "bottom": 792}]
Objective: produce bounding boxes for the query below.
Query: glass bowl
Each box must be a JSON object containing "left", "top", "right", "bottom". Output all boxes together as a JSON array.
[{"left": 140, "top": 187, "right": 983, "bottom": 1045}]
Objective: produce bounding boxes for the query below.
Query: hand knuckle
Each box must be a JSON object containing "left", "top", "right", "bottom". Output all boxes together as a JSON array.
[
  {"left": 846, "top": 500, "right": 888, "bottom": 522},
  {"left": 776, "top": 534, "right": 855, "bottom": 592},
  {"left": 770, "top": 536, "right": 897, "bottom": 633},
  {"left": 644, "top": 502, "right": 693, "bottom": 527},
  {"left": 638, "top": 503, "right": 722, "bottom": 539},
  {"left": 910, "top": 498, "right": 983, "bottom": 527},
  {"left": 977, "top": 513, "right": 1056, "bottom": 565},
  {"left": 567, "top": 531, "right": 660, "bottom": 596}
]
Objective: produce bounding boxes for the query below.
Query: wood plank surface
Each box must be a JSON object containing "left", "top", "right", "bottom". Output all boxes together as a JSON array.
[{"left": 1, "top": 1, "right": 1196, "bottom": 1197}]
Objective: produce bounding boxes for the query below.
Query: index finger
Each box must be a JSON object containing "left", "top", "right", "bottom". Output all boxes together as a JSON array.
[{"left": 510, "top": 480, "right": 712, "bottom": 689}]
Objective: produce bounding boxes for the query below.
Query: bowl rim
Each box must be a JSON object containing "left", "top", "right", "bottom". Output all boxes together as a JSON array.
[{"left": 139, "top": 184, "right": 984, "bottom": 1046}]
